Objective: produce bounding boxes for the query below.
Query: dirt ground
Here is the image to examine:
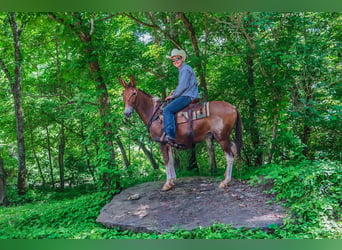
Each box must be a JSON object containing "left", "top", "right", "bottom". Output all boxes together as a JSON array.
[{"left": 96, "top": 177, "right": 285, "bottom": 233}]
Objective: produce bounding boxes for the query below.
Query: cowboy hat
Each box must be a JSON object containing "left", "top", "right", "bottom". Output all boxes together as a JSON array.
[{"left": 166, "top": 48, "right": 186, "bottom": 60}]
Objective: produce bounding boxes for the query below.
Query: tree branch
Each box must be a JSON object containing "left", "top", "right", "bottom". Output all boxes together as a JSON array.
[
  {"left": 58, "top": 100, "right": 98, "bottom": 109},
  {"left": 237, "top": 16, "right": 272, "bottom": 85},
  {"left": 0, "top": 58, "right": 13, "bottom": 83},
  {"left": 124, "top": 12, "right": 158, "bottom": 28},
  {"left": 94, "top": 13, "right": 122, "bottom": 23},
  {"left": 123, "top": 13, "right": 182, "bottom": 49},
  {"left": 48, "top": 12, "right": 90, "bottom": 42},
  {"left": 142, "top": 68, "right": 166, "bottom": 79},
  {"left": 177, "top": 12, "right": 200, "bottom": 57}
]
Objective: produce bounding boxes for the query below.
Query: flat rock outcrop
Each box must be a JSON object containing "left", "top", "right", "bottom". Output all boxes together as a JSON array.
[{"left": 96, "top": 177, "right": 285, "bottom": 233}]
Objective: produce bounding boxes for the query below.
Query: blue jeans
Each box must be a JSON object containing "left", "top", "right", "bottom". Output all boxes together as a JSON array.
[{"left": 163, "top": 96, "right": 192, "bottom": 140}]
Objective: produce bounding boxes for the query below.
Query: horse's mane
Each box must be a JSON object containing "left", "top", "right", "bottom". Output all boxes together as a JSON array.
[{"left": 138, "top": 88, "right": 161, "bottom": 103}]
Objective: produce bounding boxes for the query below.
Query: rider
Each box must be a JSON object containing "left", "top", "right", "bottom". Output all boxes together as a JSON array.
[{"left": 163, "top": 48, "right": 200, "bottom": 146}]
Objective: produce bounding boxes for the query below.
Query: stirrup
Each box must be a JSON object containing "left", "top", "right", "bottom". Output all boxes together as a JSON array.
[
  {"left": 165, "top": 137, "right": 186, "bottom": 149},
  {"left": 153, "top": 133, "right": 167, "bottom": 144},
  {"left": 169, "top": 142, "right": 186, "bottom": 149}
]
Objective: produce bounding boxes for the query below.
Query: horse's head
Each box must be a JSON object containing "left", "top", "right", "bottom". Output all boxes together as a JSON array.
[{"left": 119, "top": 75, "right": 138, "bottom": 118}]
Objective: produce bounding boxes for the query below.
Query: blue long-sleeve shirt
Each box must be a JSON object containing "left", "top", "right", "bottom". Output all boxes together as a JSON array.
[{"left": 172, "top": 63, "right": 200, "bottom": 100}]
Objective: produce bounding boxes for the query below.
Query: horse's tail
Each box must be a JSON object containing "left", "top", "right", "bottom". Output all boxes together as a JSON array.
[{"left": 235, "top": 109, "right": 243, "bottom": 159}]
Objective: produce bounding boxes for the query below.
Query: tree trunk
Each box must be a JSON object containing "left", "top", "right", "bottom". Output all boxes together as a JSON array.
[
  {"left": 46, "top": 126, "right": 55, "bottom": 189},
  {"left": 0, "top": 155, "right": 9, "bottom": 206},
  {"left": 242, "top": 14, "right": 263, "bottom": 167},
  {"left": 28, "top": 121, "right": 46, "bottom": 186},
  {"left": 7, "top": 13, "right": 27, "bottom": 195},
  {"left": 133, "top": 139, "right": 159, "bottom": 170},
  {"left": 206, "top": 134, "right": 217, "bottom": 175},
  {"left": 58, "top": 122, "right": 66, "bottom": 190},
  {"left": 267, "top": 113, "right": 279, "bottom": 163},
  {"left": 188, "top": 146, "right": 198, "bottom": 172},
  {"left": 86, "top": 48, "right": 119, "bottom": 191},
  {"left": 49, "top": 13, "right": 120, "bottom": 191},
  {"left": 116, "top": 137, "right": 131, "bottom": 169},
  {"left": 84, "top": 144, "right": 96, "bottom": 182},
  {"left": 55, "top": 37, "right": 66, "bottom": 190},
  {"left": 302, "top": 94, "right": 311, "bottom": 157},
  {"left": 246, "top": 54, "right": 263, "bottom": 166},
  {"left": 178, "top": 12, "right": 208, "bottom": 99},
  {"left": 80, "top": 125, "right": 96, "bottom": 182},
  {"left": 78, "top": 17, "right": 119, "bottom": 191}
]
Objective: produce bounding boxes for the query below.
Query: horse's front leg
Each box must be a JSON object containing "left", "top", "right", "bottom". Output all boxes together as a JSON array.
[{"left": 160, "top": 144, "right": 176, "bottom": 191}]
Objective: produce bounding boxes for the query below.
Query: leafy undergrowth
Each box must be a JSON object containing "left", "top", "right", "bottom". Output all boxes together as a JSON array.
[
  {"left": 0, "top": 191, "right": 270, "bottom": 239},
  {"left": 248, "top": 159, "right": 341, "bottom": 239},
  {"left": 0, "top": 159, "right": 341, "bottom": 239}
]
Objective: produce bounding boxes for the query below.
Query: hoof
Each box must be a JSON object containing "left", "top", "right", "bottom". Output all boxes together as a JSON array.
[
  {"left": 162, "top": 183, "right": 174, "bottom": 191},
  {"left": 219, "top": 182, "right": 227, "bottom": 189},
  {"left": 219, "top": 179, "right": 231, "bottom": 189}
]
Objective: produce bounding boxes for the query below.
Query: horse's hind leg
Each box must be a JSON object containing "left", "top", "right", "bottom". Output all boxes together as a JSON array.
[
  {"left": 218, "top": 140, "right": 237, "bottom": 188},
  {"left": 160, "top": 144, "right": 176, "bottom": 191}
]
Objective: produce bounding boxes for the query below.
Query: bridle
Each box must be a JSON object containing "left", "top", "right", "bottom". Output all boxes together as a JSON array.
[
  {"left": 126, "top": 89, "right": 137, "bottom": 106},
  {"left": 124, "top": 88, "right": 166, "bottom": 133}
]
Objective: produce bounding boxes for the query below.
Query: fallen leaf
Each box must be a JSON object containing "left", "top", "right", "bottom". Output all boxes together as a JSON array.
[{"left": 132, "top": 204, "right": 149, "bottom": 218}]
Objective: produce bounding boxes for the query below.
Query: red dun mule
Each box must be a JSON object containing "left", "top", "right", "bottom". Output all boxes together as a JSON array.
[{"left": 119, "top": 76, "right": 242, "bottom": 191}]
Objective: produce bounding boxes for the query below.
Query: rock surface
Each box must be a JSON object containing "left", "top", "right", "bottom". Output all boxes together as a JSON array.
[{"left": 96, "top": 177, "right": 285, "bottom": 233}]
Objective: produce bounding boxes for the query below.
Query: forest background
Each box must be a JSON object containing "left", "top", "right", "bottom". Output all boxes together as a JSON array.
[{"left": 0, "top": 12, "right": 340, "bottom": 239}]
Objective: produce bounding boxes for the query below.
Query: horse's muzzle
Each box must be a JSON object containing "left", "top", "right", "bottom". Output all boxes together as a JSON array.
[{"left": 124, "top": 107, "right": 133, "bottom": 118}]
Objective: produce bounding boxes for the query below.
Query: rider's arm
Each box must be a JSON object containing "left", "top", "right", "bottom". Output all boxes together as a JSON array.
[{"left": 172, "top": 68, "right": 191, "bottom": 98}]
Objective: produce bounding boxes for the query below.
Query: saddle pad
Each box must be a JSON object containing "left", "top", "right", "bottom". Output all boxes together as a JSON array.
[{"left": 176, "top": 102, "right": 210, "bottom": 124}]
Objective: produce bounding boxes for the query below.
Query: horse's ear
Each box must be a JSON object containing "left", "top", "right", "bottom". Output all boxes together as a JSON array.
[
  {"left": 119, "top": 77, "right": 128, "bottom": 88},
  {"left": 130, "top": 75, "right": 136, "bottom": 87}
]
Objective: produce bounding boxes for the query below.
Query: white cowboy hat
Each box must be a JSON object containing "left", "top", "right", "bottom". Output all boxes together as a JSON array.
[{"left": 166, "top": 48, "right": 186, "bottom": 60}]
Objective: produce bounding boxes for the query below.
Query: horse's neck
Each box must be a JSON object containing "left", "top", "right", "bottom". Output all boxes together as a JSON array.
[{"left": 135, "top": 91, "right": 160, "bottom": 125}]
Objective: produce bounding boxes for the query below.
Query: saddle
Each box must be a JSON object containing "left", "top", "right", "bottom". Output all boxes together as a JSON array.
[
  {"left": 175, "top": 101, "right": 210, "bottom": 124},
  {"left": 147, "top": 100, "right": 210, "bottom": 148}
]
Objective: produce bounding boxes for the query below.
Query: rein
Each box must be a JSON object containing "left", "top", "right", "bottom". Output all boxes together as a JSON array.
[
  {"left": 146, "top": 101, "right": 165, "bottom": 132},
  {"left": 138, "top": 99, "right": 164, "bottom": 151}
]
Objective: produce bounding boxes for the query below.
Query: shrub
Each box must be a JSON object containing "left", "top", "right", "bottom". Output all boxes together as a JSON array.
[{"left": 250, "top": 159, "right": 341, "bottom": 238}]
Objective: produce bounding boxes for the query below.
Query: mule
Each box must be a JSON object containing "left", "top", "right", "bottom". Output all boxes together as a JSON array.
[{"left": 119, "top": 75, "right": 242, "bottom": 191}]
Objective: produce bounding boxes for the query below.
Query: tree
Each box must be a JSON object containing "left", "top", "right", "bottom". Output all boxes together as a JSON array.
[
  {"left": 0, "top": 154, "right": 9, "bottom": 206},
  {"left": 0, "top": 12, "right": 27, "bottom": 195},
  {"left": 49, "top": 12, "right": 120, "bottom": 191}
]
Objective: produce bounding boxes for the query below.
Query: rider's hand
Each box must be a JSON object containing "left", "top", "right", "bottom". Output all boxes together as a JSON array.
[
  {"left": 165, "top": 92, "right": 174, "bottom": 101},
  {"left": 165, "top": 95, "right": 173, "bottom": 101}
]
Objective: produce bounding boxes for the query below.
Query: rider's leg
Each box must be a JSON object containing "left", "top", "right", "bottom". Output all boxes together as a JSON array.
[{"left": 163, "top": 96, "right": 192, "bottom": 140}]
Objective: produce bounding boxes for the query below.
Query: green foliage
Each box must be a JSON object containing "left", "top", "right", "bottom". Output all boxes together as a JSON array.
[
  {"left": 249, "top": 159, "right": 341, "bottom": 238},
  {"left": 0, "top": 191, "right": 105, "bottom": 239},
  {"left": 5, "top": 183, "right": 98, "bottom": 205}
]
